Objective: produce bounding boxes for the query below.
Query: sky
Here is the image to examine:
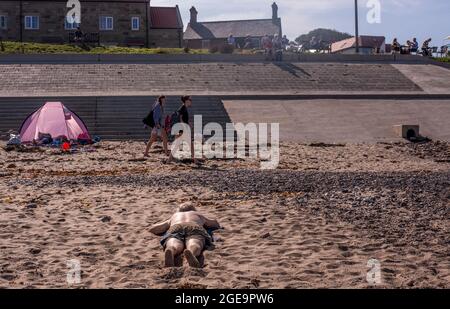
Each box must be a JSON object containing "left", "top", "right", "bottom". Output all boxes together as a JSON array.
[{"left": 151, "top": 0, "right": 450, "bottom": 45}]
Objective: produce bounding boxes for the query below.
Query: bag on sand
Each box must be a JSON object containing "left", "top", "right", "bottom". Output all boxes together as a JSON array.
[
  {"left": 142, "top": 110, "right": 155, "bottom": 128},
  {"left": 7, "top": 134, "right": 21, "bottom": 146},
  {"left": 77, "top": 132, "right": 92, "bottom": 145}
]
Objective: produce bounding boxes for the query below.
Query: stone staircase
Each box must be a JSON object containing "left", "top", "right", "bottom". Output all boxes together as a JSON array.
[
  {"left": 0, "top": 96, "right": 232, "bottom": 140},
  {"left": 0, "top": 63, "right": 423, "bottom": 97}
]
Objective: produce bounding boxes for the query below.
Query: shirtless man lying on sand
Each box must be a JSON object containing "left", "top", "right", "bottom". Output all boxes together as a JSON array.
[{"left": 150, "top": 203, "right": 220, "bottom": 268}]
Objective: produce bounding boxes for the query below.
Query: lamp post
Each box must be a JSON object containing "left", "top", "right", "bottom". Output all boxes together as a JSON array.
[
  {"left": 355, "top": 0, "right": 359, "bottom": 54},
  {"left": 20, "top": 0, "right": 23, "bottom": 44}
]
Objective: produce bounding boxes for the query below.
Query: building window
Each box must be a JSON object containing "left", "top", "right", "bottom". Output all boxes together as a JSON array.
[
  {"left": 0, "top": 16, "right": 7, "bottom": 30},
  {"left": 65, "top": 19, "right": 80, "bottom": 30},
  {"left": 99, "top": 16, "right": 113, "bottom": 31},
  {"left": 131, "top": 17, "right": 140, "bottom": 31},
  {"left": 25, "top": 16, "right": 39, "bottom": 30},
  {"left": 252, "top": 38, "right": 261, "bottom": 48}
]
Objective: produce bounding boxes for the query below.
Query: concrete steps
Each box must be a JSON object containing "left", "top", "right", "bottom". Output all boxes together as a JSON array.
[
  {"left": 0, "top": 96, "right": 232, "bottom": 140},
  {"left": 0, "top": 63, "right": 424, "bottom": 97}
]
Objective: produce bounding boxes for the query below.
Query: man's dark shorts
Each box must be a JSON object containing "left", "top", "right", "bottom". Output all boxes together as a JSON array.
[{"left": 160, "top": 223, "right": 213, "bottom": 250}]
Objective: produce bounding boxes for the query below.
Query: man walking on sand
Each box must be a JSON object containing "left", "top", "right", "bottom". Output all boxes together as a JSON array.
[{"left": 150, "top": 203, "right": 220, "bottom": 268}]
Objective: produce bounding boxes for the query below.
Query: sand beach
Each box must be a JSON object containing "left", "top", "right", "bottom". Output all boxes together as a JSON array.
[{"left": 0, "top": 140, "right": 448, "bottom": 288}]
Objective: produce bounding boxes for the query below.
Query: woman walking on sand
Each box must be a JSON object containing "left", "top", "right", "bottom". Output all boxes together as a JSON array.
[
  {"left": 144, "top": 96, "right": 169, "bottom": 157},
  {"left": 168, "top": 96, "right": 197, "bottom": 164}
]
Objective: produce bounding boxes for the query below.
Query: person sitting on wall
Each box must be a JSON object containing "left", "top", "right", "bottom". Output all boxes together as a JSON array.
[
  {"left": 443, "top": 45, "right": 449, "bottom": 57},
  {"left": 392, "top": 38, "right": 401, "bottom": 53},
  {"left": 402, "top": 40, "right": 412, "bottom": 54},
  {"left": 411, "top": 38, "right": 419, "bottom": 53},
  {"left": 421, "top": 38, "right": 432, "bottom": 57}
]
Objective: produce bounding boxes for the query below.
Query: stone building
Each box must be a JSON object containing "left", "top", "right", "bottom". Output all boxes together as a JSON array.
[
  {"left": 331, "top": 36, "right": 386, "bottom": 54},
  {"left": 0, "top": 0, "right": 183, "bottom": 47},
  {"left": 184, "top": 2, "right": 282, "bottom": 50}
]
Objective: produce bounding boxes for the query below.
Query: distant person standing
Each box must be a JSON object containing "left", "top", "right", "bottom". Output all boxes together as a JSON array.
[
  {"left": 227, "top": 34, "right": 236, "bottom": 47},
  {"left": 261, "top": 34, "right": 273, "bottom": 60},
  {"left": 244, "top": 35, "right": 252, "bottom": 49},
  {"left": 74, "top": 26, "right": 83, "bottom": 42},
  {"left": 272, "top": 34, "right": 283, "bottom": 61},
  {"left": 281, "top": 35, "right": 289, "bottom": 50},
  {"left": 261, "top": 34, "right": 270, "bottom": 48}
]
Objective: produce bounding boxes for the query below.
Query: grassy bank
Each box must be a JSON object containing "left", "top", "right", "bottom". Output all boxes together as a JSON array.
[
  {"left": 433, "top": 57, "right": 450, "bottom": 63},
  {"left": 0, "top": 41, "right": 209, "bottom": 54}
]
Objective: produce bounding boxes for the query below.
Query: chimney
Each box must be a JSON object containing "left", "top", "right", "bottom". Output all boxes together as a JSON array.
[
  {"left": 272, "top": 2, "right": 278, "bottom": 20},
  {"left": 190, "top": 6, "right": 198, "bottom": 24}
]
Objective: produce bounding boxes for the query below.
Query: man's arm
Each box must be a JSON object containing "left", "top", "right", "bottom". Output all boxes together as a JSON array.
[
  {"left": 149, "top": 218, "right": 171, "bottom": 235},
  {"left": 202, "top": 216, "right": 220, "bottom": 229}
]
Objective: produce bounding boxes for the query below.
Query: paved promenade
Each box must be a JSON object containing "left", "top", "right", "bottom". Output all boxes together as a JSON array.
[{"left": 224, "top": 99, "right": 450, "bottom": 142}]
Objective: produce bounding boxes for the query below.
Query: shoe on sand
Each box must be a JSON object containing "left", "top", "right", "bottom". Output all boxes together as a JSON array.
[
  {"left": 164, "top": 249, "right": 174, "bottom": 268},
  {"left": 183, "top": 249, "right": 200, "bottom": 268}
]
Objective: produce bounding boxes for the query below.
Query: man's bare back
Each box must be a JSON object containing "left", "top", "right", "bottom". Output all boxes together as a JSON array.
[{"left": 170, "top": 211, "right": 208, "bottom": 227}]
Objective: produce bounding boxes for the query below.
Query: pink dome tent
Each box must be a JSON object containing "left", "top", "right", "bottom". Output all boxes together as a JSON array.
[{"left": 20, "top": 102, "right": 91, "bottom": 143}]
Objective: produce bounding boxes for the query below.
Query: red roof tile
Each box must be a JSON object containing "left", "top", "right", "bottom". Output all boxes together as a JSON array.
[{"left": 150, "top": 6, "right": 183, "bottom": 29}]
